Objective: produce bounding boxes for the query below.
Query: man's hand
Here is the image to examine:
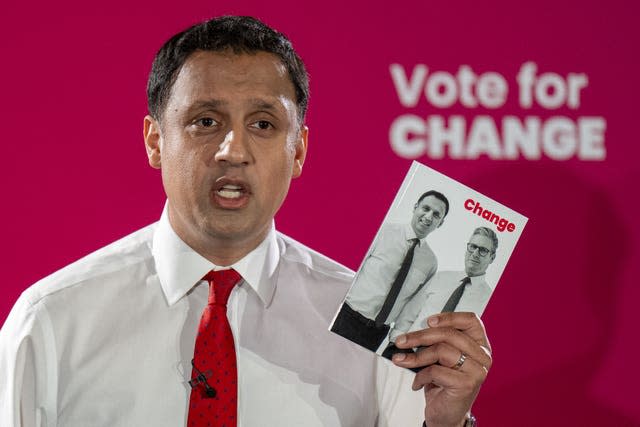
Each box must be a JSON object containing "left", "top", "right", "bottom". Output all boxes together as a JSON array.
[
  {"left": 380, "top": 342, "right": 415, "bottom": 362},
  {"left": 390, "top": 312, "right": 491, "bottom": 427}
]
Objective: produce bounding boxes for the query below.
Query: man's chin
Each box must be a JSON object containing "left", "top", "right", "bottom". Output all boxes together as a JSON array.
[
  {"left": 202, "top": 220, "right": 268, "bottom": 246},
  {"left": 415, "top": 229, "right": 429, "bottom": 239}
]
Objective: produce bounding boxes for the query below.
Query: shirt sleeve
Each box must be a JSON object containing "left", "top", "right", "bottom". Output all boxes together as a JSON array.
[
  {"left": 374, "top": 357, "right": 425, "bottom": 427},
  {"left": 0, "top": 294, "right": 55, "bottom": 427},
  {"left": 388, "top": 280, "right": 431, "bottom": 342},
  {"left": 388, "top": 254, "right": 438, "bottom": 343}
]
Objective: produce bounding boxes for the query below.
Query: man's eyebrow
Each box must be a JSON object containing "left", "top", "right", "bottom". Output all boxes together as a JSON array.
[{"left": 248, "top": 98, "right": 286, "bottom": 112}]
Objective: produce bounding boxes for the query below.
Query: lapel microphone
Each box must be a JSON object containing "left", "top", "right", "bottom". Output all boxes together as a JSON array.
[{"left": 189, "top": 359, "right": 217, "bottom": 398}]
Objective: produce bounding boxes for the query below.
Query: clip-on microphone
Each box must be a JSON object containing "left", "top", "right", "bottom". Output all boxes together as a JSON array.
[{"left": 188, "top": 359, "right": 216, "bottom": 398}]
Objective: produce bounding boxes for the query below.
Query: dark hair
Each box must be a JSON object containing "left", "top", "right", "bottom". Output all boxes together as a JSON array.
[
  {"left": 146, "top": 16, "right": 309, "bottom": 123},
  {"left": 416, "top": 190, "right": 450, "bottom": 218}
]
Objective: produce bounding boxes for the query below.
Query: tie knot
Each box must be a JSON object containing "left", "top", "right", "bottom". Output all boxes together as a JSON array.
[
  {"left": 461, "top": 276, "right": 471, "bottom": 285},
  {"left": 203, "top": 269, "right": 242, "bottom": 306}
]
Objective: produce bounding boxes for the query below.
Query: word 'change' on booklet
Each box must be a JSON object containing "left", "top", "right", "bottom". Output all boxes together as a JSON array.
[
  {"left": 329, "top": 161, "right": 528, "bottom": 368},
  {"left": 464, "top": 198, "right": 516, "bottom": 232}
]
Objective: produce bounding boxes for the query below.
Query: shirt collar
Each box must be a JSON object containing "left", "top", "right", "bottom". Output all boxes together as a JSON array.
[
  {"left": 152, "top": 202, "right": 279, "bottom": 307},
  {"left": 469, "top": 274, "right": 486, "bottom": 286},
  {"left": 403, "top": 223, "right": 425, "bottom": 245}
]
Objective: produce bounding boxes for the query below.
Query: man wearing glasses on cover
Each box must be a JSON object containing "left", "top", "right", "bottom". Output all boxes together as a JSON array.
[{"left": 384, "top": 226, "right": 498, "bottom": 358}]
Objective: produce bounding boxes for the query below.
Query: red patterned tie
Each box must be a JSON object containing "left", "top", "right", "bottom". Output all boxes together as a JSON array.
[{"left": 187, "top": 269, "right": 242, "bottom": 427}]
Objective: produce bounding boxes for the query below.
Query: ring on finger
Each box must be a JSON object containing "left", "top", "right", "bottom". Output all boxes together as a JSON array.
[{"left": 452, "top": 352, "right": 467, "bottom": 370}]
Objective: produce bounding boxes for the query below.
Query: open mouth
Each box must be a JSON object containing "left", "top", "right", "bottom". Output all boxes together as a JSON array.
[
  {"left": 217, "top": 184, "right": 245, "bottom": 199},
  {"left": 212, "top": 178, "right": 251, "bottom": 209}
]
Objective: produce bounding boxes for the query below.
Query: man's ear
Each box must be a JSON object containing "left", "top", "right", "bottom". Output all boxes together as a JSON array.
[
  {"left": 143, "top": 115, "right": 162, "bottom": 169},
  {"left": 292, "top": 125, "right": 309, "bottom": 179},
  {"left": 437, "top": 218, "right": 445, "bottom": 228},
  {"left": 489, "top": 251, "right": 496, "bottom": 263}
]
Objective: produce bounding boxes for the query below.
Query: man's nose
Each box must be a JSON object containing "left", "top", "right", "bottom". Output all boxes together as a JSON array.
[{"left": 214, "top": 128, "right": 252, "bottom": 165}]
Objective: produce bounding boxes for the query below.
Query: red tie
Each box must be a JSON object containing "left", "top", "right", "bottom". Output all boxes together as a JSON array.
[{"left": 187, "top": 269, "right": 242, "bottom": 427}]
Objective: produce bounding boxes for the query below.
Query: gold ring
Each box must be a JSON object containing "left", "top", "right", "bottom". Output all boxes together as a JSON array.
[{"left": 452, "top": 352, "right": 467, "bottom": 370}]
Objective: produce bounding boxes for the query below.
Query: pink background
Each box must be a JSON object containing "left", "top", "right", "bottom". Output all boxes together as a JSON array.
[{"left": 2, "top": 1, "right": 639, "bottom": 425}]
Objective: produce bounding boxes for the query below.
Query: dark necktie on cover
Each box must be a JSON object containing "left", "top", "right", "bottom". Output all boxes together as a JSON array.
[
  {"left": 441, "top": 276, "right": 471, "bottom": 313},
  {"left": 187, "top": 269, "right": 242, "bottom": 427},
  {"left": 375, "top": 238, "right": 420, "bottom": 327}
]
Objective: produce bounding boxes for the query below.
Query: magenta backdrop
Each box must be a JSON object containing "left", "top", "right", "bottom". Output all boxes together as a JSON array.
[{"left": 2, "top": 1, "right": 639, "bottom": 425}]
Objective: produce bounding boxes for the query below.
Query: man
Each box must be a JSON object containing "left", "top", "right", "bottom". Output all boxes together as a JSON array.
[
  {"left": 331, "top": 191, "right": 448, "bottom": 352},
  {"left": 0, "top": 16, "right": 491, "bottom": 427},
  {"left": 384, "top": 227, "right": 498, "bottom": 359}
]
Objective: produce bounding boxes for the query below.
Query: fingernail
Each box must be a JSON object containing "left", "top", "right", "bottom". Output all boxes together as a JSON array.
[
  {"left": 396, "top": 335, "right": 407, "bottom": 345},
  {"left": 392, "top": 353, "right": 406, "bottom": 362},
  {"left": 428, "top": 315, "right": 439, "bottom": 326}
]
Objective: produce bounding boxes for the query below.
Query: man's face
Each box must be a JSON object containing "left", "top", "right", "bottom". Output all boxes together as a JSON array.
[
  {"left": 144, "top": 51, "right": 307, "bottom": 263},
  {"left": 464, "top": 234, "right": 496, "bottom": 277},
  {"left": 411, "top": 195, "right": 447, "bottom": 239}
]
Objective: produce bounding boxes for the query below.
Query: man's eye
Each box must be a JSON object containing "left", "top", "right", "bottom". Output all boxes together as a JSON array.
[
  {"left": 251, "top": 120, "right": 273, "bottom": 130},
  {"left": 197, "top": 117, "right": 216, "bottom": 127}
]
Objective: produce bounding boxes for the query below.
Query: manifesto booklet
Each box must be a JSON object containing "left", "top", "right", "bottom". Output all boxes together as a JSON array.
[{"left": 330, "top": 161, "right": 527, "bottom": 358}]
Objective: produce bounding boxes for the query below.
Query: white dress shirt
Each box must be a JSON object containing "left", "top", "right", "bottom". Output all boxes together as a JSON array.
[
  {"left": 0, "top": 205, "right": 424, "bottom": 426},
  {"left": 390, "top": 271, "right": 493, "bottom": 341},
  {"left": 345, "top": 223, "right": 437, "bottom": 324}
]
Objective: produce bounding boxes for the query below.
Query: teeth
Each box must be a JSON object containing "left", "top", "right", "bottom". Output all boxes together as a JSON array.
[
  {"left": 216, "top": 183, "right": 246, "bottom": 200},
  {"left": 218, "top": 189, "right": 242, "bottom": 199}
]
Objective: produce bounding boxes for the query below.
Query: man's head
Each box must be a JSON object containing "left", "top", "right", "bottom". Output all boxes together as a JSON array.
[
  {"left": 143, "top": 16, "right": 309, "bottom": 265},
  {"left": 464, "top": 227, "right": 498, "bottom": 277},
  {"left": 147, "top": 16, "right": 309, "bottom": 125},
  {"left": 411, "top": 190, "right": 449, "bottom": 239}
]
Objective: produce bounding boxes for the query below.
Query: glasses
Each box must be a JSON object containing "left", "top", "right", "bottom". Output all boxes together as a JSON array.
[{"left": 466, "top": 243, "right": 493, "bottom": 257}]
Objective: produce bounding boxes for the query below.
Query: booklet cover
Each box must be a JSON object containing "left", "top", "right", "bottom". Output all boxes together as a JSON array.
[{"left": 330, "top": 161, "right": 528, "bottom": 359}]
